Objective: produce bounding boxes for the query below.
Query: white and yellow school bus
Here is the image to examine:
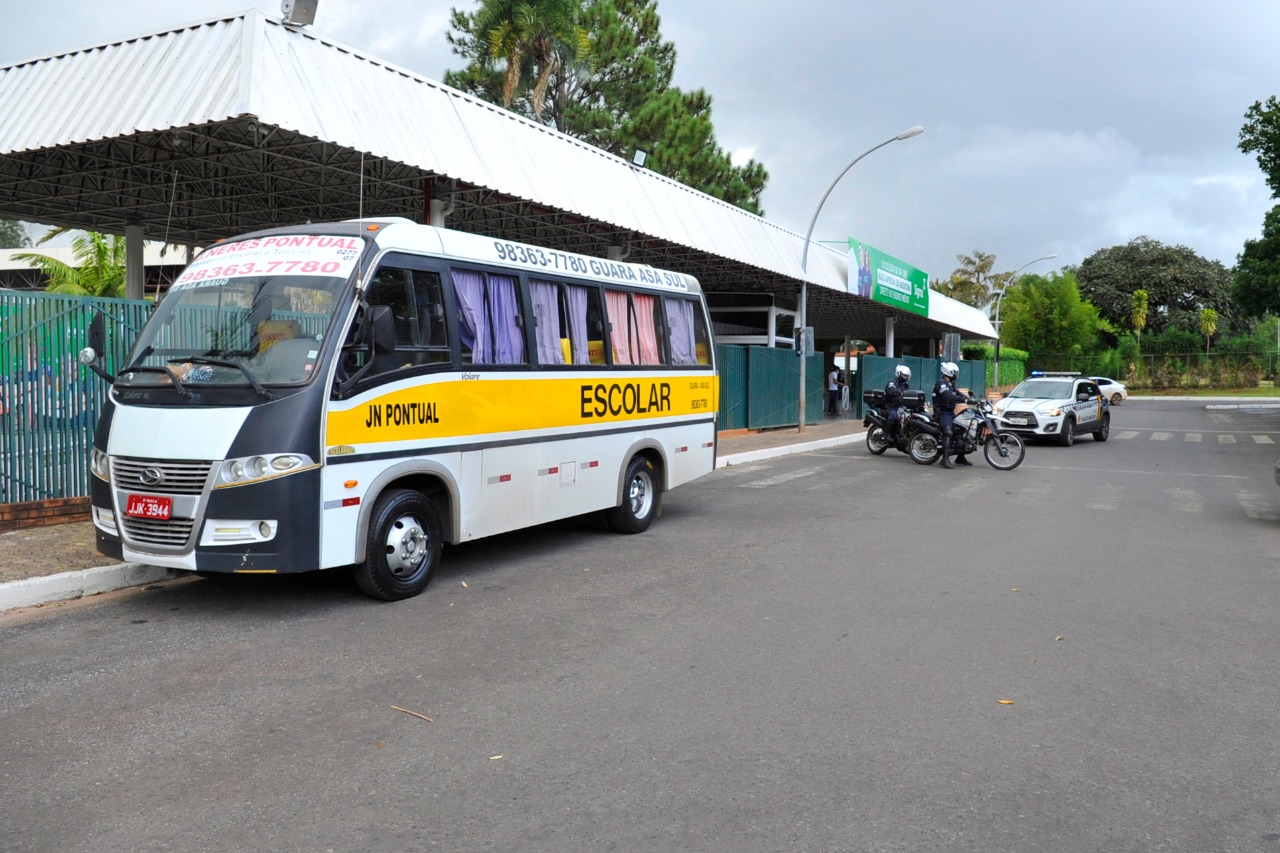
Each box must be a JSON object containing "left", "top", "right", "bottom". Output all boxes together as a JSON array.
[{"left": 83, "top": 219, "right": 718, "bottom": 599}]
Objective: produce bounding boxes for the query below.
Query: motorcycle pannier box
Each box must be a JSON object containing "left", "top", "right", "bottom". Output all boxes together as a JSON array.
[
  {"left": 900, "top": 390, "right": 926, "bottom": 410},
  {"left": 862, "top": 389, "right": 885, "bottom": 407}
]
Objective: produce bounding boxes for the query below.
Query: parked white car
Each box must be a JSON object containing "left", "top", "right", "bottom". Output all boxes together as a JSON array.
[
  {"left": 1091, "top": 376, "right": 1128, "bottom": 405},
  {"left": 993, "top": 373, "right": 1110, "bottom": 446}
]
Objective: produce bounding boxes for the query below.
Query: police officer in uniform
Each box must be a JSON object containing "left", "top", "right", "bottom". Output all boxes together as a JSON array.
[
  {"left": 884, "top": 365, "right": 910, "bottom": 442},
  {"left": 932, "top": 361, "right": 971, "bottom": 469}
]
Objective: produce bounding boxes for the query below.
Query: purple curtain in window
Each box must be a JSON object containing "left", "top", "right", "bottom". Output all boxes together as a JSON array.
[
  {"left": 666, "top": 298, "right": 696, "bottom": 365},
  {"left": 605, "top": 289, "right": 633, "bottom": 364},
  {"left": 565, "top": 284, "right": 591, "bottom": 364},
  {"left": 452, "top": 269, "right": 487, "bottom": 362},
  {"left": 488, "top": 274, "right": 525, "bottom": 364},
  {"left": 632, "top": 293, "right": 661, "bottom": 364},
  {"left": 530, "top": 280, "right": 562, "bottom": 365}
]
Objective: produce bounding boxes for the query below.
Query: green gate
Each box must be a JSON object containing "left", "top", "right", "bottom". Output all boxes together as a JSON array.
[
  {"left": 1, "top": 292, "right": 150, "bottom": 504},
  {"left": 715, "top": 344, "right": 748, "bottom": 431}
]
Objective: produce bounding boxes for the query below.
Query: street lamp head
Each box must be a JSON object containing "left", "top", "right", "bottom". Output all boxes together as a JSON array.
[{"left": 896, "top": 125, "right": 925, "bottom": 140}]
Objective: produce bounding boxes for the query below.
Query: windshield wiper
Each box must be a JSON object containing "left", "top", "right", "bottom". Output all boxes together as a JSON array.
[
  {"left": 183, "top": 357, "right": 276, "bottom": 400},
  {"left": 121, "top": 365, "right": 194, "bottom": 399}
]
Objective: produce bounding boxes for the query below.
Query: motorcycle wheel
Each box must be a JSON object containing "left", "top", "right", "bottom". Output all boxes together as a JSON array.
[
  {"left": 908, "top": 431, "right": 941, "bottom": 465},
  {"left": 866, "top": 425, "right": 890, "bottom": 455},
  {"left": 983, "top": 433, "right": 1026, "bottom": 471}
]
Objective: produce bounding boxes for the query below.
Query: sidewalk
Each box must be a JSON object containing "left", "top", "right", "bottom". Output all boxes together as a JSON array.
[{"left": 0, "top": 415, "right": 869, "bottom": 612}]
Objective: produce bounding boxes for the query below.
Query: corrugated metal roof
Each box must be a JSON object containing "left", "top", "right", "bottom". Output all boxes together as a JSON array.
[{"left": 0, "top": 10, "right": 995, "bottom": 340}]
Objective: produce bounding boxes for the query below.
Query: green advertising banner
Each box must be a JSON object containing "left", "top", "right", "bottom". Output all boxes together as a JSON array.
[{"left": 848, "top": 239, "right": 930, "bottom": 317}]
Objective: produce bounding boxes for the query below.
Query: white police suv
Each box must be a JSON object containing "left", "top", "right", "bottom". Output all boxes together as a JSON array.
[{"left": 992, "top": 372, "right": 1110, "bottom": 446}]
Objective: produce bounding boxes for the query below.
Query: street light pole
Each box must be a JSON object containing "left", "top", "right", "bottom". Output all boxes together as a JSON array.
[
  {"left": 796, "top": 124, "right": 923, "bottom": 432},
  {"left": 992, "top": 253, "right": 1056, "bottom": 394}
]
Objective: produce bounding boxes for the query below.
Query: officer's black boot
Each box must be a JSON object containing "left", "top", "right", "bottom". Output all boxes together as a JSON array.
[{"left": 940, "top": 435, "right": 954, "bottom": 469}]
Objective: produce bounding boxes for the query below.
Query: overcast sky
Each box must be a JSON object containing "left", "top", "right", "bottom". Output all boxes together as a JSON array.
[{"left": 2, "top": 1, "right": 1277, "bottom": 283}]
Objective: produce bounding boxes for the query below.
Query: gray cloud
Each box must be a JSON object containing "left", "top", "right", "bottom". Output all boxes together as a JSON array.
[{"left": 2, "top": 0, "right": 1276, "bottom": 281}]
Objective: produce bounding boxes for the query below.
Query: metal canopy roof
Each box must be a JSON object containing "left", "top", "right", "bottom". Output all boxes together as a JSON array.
[{"left": 0, "top": 10, "right": 994, "bottom": 342}]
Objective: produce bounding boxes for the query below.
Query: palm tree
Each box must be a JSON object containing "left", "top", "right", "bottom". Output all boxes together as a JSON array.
[
  {"left": 474, "top": 0, "right": 590, "bottom": 121},
  {"left": 14, "top": 228, "right": 126, "bottom": 297},
  {"left": 938, "top": 250, "right": 1000, "bottom": 309}
]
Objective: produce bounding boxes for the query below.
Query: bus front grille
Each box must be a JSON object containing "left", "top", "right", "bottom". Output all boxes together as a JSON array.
[
  {"left": 120, "top": 516, "right": 197, "bottom": 548},
  {"left": 111, "top": 458, "right": 213, "bottom": 495}
]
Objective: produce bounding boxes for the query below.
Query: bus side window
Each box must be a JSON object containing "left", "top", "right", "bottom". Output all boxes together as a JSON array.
[
  {"left": 605, "top": 289, "right": 663, "bottom": 366},
  {"left": 664, "top": 296, "right": 698, "bottom": 366},
  {"left": 365, "top": 266, "right": 417, "bottom": 374},
  {"left": 452, "top": 268, "right": 527, "bottom": 366},
  {"left": 413, "top": 268, "right": 450, "bottom": 364}
]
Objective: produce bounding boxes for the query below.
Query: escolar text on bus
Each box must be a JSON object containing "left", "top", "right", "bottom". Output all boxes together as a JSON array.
[{"left": 580, "top": 382, "right": 672, "bottom": 418}]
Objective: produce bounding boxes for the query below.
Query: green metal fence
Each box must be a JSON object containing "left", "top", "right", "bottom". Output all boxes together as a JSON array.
[{"left": 1, "top": 291, "right": 150, "bottom": 504}]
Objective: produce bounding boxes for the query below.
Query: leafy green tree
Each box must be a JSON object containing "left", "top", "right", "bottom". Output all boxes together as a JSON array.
[
  {"left": 445, "top": 0, "right": 768, "bottom": 214},
  {"left": 14, "top": 230, "right": 126, "bottom": 297},
  {"left": 1232, "top": 205, "right": 1280, "bottom": 319},
  {"left": 998, "top": 270, "right": 1099, "bottom": 363},
  {"left": 1075, "top": 237, "right": 1234, "bottom": 336},
  {"left": 1240, "top": 96, "right": 1280, "bottom": 198},
  {"left": 1200, "top": 307, "right": 1218, "bottom": 354},
  {"left": 0, "top": 219, "right": 30, "bottom": 249}
]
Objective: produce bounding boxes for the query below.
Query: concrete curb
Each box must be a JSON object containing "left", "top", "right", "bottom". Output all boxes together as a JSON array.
[
  {"left": 717, "top": 430, "right": 865, "bottom": 468},
  {"left": 0, "top": 563, "right": 180, "bottom": 613}
]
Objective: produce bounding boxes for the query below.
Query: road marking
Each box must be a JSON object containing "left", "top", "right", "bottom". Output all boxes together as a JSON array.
[
  {"left": 741, "top": 467, "right": 823, "bottom": 488},
  {"left": 947, "top": 479, "right": 987, "bottom": 499},
  {"left": 1151, "top": 432, "right": 1171, "bottom": 441},
  {"left": 1185, "top": 433, "right": 1202, "bottom": 442},
  {"left": 1237, "top": 491, "right": 1280, "bottom": 521},
  {"left": 1019, "top": 464, "right": 1247, "bottom": 479},
  {"left": 1117, "top": 430, "right": 1140, "bottom": 440},
  {"left": 1253, "top": 435, "right": 1275, "bottom": 444},
  {"left": 1218, "top": 434, "right": 1237, "bottom": 444},
  {"left": 1166, "top": 487, "right": 1202, "bottom": 513},
  {"left": 1086, "top": 484, "right": 1121, "bottom": 511}
]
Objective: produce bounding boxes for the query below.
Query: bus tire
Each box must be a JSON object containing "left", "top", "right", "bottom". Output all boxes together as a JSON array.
[
  {"left": 354, "top": 488, "right": 441, "bottom": 601},
  {"left": 604, "top": 456, "right": 662, "bottom": 534}
]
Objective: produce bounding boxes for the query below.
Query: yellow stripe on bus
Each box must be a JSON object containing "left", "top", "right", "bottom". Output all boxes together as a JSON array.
[{"left": 325, "top": 374, "right": 718, "bottom": 447}]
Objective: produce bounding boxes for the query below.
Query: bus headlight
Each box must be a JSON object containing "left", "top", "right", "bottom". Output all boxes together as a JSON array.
[
  {"left": 90, "top": 448, "right": 111, "bottom": 482},
  {"left": 217, "top": 454, "right": 312, "bottom": 486}
]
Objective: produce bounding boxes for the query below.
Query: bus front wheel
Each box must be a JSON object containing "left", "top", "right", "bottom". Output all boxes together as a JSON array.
[
  {"left": 355, "top": 488, "right": 442, "bottom": 601},
  {"left": 604, "top": 456, "right": 662, "bottom": 534}
]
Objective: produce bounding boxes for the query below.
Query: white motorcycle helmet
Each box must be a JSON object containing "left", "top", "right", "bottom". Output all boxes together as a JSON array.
[
  {"left": 940, "top": 361, "right": 959, "bottom": 379},
  {"left": 895, "top": 365, "right": 911, "bottom": 382}
]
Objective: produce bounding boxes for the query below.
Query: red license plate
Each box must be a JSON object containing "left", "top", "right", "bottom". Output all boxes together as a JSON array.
[{"left": 126, "top": 494, "right": 172, "bottom": 520}]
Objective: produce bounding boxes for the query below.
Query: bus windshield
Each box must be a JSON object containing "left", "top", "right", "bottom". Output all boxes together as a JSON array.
[{"left": 119, "top": 234, "right": 363, "bottom": 388}]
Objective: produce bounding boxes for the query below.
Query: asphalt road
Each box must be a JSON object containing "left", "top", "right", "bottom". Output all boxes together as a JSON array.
[{"left": 3, "top": 400, "right": 1280, "bottom": 852}]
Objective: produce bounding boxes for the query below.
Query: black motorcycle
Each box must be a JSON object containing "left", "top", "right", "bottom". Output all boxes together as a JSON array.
[
  {"left": 863, "top": 389, "right": 933, "bottom": 458},
  {"left": 907, "top": 397, "right": 1026, "bottom": 471}
]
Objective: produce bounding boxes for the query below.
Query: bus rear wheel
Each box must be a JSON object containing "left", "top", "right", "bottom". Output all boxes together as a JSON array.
[
  {"left": 355, "top": 488, "right": 442, "bottom": 601},
  {"left": 604, "top": 456, "right": 662, "bottom": 534}
]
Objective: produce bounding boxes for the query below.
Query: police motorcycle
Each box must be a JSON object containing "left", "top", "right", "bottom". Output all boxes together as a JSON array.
[
  {"left": 907, "top": 396, "right": 1026, "bottom": 471},
  {"left": 863, "top": 388, "right": 934, "bottom": 458}
]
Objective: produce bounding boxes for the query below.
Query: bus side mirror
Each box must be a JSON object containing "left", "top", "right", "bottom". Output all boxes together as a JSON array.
[
  {"left": 370, "top": 305, "right": 395, "bottom": 354},
  {"left": 78, "top": 312, "right": 114, "bottom": 383}
]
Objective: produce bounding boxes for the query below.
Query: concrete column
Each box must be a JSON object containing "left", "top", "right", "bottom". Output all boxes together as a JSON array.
[
  {"left": 429, "top": 199, "right": 447, "bottom": 227},
  {"left": 125, "top": 224, "right": 145, "bottom": 300},
  {"left": 884, "top": 315, "right": 895, "bottom": 359}
]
